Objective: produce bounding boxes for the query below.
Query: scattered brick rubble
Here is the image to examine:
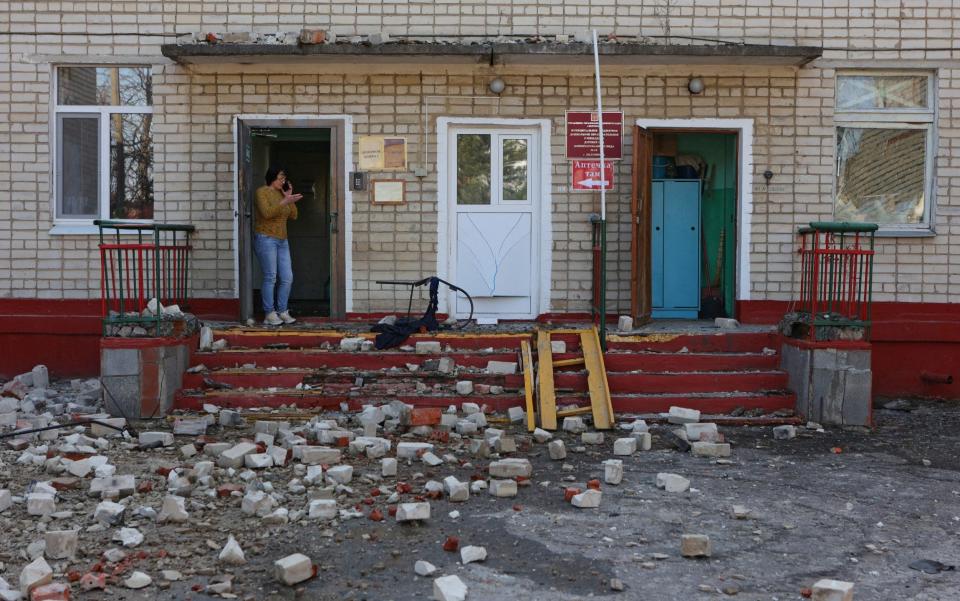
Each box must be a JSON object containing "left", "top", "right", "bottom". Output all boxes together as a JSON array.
[{"left": 0, "top": 360, "right": 848, "bottom": 600}]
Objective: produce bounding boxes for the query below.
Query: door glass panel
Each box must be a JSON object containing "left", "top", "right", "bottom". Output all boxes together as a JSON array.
[
  {"left": 57, "top": 114, "right": 100, "bottom": 218},
  {"left": 456, "top": 133, "right": 491, "bottom": 205},
  {"left": 501, "top": 138, "right": 528, "bottom": 201}
]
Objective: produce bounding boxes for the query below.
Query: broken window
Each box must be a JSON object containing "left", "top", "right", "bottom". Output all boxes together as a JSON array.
[
  {"left": 833, "top": 72, "right": 934, "bottom": 231},
  {"left": 54, "top": 66, "right": 154, "bottom": 226}
]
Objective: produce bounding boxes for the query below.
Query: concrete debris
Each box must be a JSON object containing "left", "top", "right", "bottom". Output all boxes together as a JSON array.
[
  {"left": 613, "top": 437, "right": 637, "bottom": 455},
  {"left": 571, "top": 489, "right": 601, "bottom": 508},
  {"left": 582, "top": 432, "right": 604, "bottom": 445},
  {"left": 219, "top": 535, "right": 246, "bottom": 565},
  {"left": 617, "top": 315, "right": 633, "bottom": 332},
  {"left": 774, "top": 425, "right": 798, "bottom": 440},
  {"left": 0, "top": 363, "right": 895, "bottom": 600},
  {"left": 124, "top": 570, "right": 153, "bottom": 589},
  {"left": 308, "top": 499, "right": 338, "bottom": 520},
  {"left": 485, "top": 360, "right": 517, "bottom": 374},
  {"left": 811, "top": 579, "right": 854, "bottom": 601},
  {"left": 691, "top": 442, "right": 731, "bottom": 458},
  {"left": 714, "top": 317, "right": 740, "bottom": 329},
  {"left": 634, "top": 431, "right": 652, "bottom": 451},
  {"left": 489, "top": 458, "right": 532, "bottom": 478},
  {"left": 455, "top": 381, "right": 474, "bottom": 395},
  {"left": 415, "top": 560, "right": 438, "bottom": 576},
  {"left": 26, "top": 493, "right": 55, "bottom": 516},
  {"left": 533, "top": 428, "right": 553, "bottom": 443},
  {"left": 340, "top": 337, "right": 364, "bottom": 351},
  {"left": 433, "top": 574, "right": 468, "bottom": 601},
  {"left": 158, "top": 495, "right": 189, "bottom": 522},
  {"left": 667, "top": 406, "right": 701, "bottom": 424},
  {"left": 656, "top": 473, "right": 691, "bottom": 493},
  {"left": 603, "top": 459, "right": 623, "bottom": 484},
  {"left": 94, "top": 500, "right": 126, "bottom": 525},
  {"left": 548, "top": 439, "right": 567, "bottom": 460},
  {"left": 274, "top": 553, "right": 314, "bottom": 586},
  {"left": 117, "top": 527, "right": 144, "bottom": 548},
  {"left": 562, "top": 416, "right": 587, "bottom": 433},
  {"left": 396, "top": 502, "right": 431, "bottom": 522},
  {"left": 443, "top": 476, "right": 469, "bottom": 502},
  {"left": 415, "top": 341, "right": 441, "bottom": 354},
  {"left": 489, "top": 479, "right": 518, "bottom": 498},
  {"left": 460, "top": 545, "right": 487, "bottom": 564},
  {"left": 550, "top": 340, "right": 566, "bottom": 354},
  {"left": 19, "top": 557, "right": 52, "bottom": 595},
  {"left": 683, "top": 422, "right": 718, "bottom": 441},
  {"left": 397, "top": 442, "right": 434, "bottom": 459},
  {"left": 681, "top": 534, "right": 712, "bottom": 558},
  {"left": 44, "top": 529, "right": 78, "bottom": 560}
]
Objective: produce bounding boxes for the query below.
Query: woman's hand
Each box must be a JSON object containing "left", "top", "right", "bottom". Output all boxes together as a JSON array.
[{"left": 282, "top": 185, "right": 303, "bottom": 205}]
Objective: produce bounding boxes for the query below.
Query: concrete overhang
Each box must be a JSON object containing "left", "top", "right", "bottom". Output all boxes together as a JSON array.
[{"left": 160, "top": 41, "right": 823, "bottom": 67}]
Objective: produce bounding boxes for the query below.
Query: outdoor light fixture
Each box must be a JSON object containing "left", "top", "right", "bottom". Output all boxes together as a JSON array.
[
  {"left": 687, "top": 77, "right": 705, "bottom": 94},
  {"left": 488, "top": 77, "right": 505, "bottom": 94}
]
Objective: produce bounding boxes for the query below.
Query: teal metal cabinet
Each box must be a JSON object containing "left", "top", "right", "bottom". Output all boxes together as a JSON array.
[{"left": 651, "top": 179, "right": 701, "bottom": 319}]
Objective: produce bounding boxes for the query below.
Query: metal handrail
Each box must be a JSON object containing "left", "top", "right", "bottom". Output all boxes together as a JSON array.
[
  {"left": 796, "top": 221, "right": 876, "bottom": 341},
  {"left": 95, "top": 220, "right": 195, "bottom": 336},
  {"left": 589, "top": 214, "right": 607, "bottom": 350}
]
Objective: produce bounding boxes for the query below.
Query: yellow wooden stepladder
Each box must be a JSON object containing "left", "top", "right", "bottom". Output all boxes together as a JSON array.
[{"left": 521, "top": 327, "right": 615, "bottom": 431}]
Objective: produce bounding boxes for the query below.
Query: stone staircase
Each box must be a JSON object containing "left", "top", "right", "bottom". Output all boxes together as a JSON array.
[{"left": 174, "top": 326, "right": 795, "bottom": 417}]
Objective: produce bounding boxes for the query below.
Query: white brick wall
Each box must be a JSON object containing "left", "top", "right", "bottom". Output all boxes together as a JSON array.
[{"left": 1, "top": 1, "right": 959, "bottom": 311}]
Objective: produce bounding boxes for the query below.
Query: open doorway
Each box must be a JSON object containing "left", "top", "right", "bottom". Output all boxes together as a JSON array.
[
  {"left": 632, "top": 124, "right": 742, "bottom": 322},
  {"left": 236, "top": 119, "right": 347, "bottom": 322}
]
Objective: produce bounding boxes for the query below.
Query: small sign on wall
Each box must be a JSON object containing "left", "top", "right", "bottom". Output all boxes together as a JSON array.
[
  {"left": 359, "top": 136, "right": 408, "bottom": 171},
  {"left": 572, "top": 160, "right": 614, "bottom": 191},
  {"left": 371, "top": 179, "right": 405, "bottom": 204}
]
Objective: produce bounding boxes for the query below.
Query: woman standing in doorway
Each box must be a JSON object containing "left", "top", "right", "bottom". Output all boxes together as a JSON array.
[{"left": 255, "top": 165, "right": 302, "bottom": 325}]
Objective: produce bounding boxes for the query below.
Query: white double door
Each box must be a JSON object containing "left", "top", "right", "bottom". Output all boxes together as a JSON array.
[{"left": 446, "top": 126, "right": 543, "bottom": 319}]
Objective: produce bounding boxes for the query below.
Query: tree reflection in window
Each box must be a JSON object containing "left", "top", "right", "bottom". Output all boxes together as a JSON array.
[
  {"left": 457, "top": 134, "right": 491, "bottom": 205},
  {"left": 502, "top": 138, "right": 528, "bottom": 201},
  {"left": 110, "top": 113, "right": 154, "bottom": 219}
]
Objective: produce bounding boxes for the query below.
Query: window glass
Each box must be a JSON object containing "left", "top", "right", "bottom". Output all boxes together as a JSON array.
[
  {"left": 835, "top": 127, "right": 926, "bottom": 224},
  {"left": 836, "top": 75, "right": 928, "bottom": 111},
  {"left": 457, "top": 134, "right": 491, "bottom": 205},
  {"left": 501, "top": 138, "right": 528, "bottom": 201},
  {"left": 57, "top": 115, "right": 100, "bottom": 218},
  {"left": 58, "top": 66, "right": 152, "bottom": 106},
  {"left": 110, "top": 113, "right": 154, "bottom": 219}
]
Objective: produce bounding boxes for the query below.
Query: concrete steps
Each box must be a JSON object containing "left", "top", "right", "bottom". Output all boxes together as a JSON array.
[{"left": 174, "top": 326, "right": 796, "bottom": 416}]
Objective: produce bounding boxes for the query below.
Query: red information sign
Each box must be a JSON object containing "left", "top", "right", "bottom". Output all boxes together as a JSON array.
[
  {"left": 572, "top": 160, "right": 614, "bottom": 191},
  {"left": 566, "top": 111, "right": 623, "bottom": 160}
]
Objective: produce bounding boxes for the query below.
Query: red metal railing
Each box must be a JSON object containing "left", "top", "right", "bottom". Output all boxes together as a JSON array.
[
  {"left": 797, "top": 221, "right": 877, "bottom": 341},
  {"left": 96, "top": 221, "right": 195, "bottom": 335}
]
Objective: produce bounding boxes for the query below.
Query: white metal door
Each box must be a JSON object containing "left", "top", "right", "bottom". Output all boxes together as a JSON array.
[{"left": 448, "top": 127, "right": 540, "bottom": 319}]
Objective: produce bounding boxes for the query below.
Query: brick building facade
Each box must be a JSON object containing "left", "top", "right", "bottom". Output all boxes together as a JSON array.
[{"left": 1, "top": 1, "right": 958, "bottom": 396}]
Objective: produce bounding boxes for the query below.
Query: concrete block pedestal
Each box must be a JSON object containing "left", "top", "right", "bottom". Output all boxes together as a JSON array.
[
  {"left": 101, "top": 334, "right": 196, "bottom": 418},
  {"left": 781, "top": 338, "right": 872, "bottom": 426}
]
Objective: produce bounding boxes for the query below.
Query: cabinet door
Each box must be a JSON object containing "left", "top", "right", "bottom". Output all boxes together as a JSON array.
[
  {"left": 650, "top": 181, "right": 665, "bottom": 308},
  {"left": 663, "top": 181, "right": 700, "bottom": 309}
]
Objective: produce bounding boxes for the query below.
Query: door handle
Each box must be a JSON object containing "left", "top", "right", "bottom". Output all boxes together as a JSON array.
[{"left": 330, "top": 211, "right": 338, "bottom": 234}]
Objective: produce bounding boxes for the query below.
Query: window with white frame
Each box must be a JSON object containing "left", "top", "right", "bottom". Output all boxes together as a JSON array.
[
  {"left": 833, "top": 72, "right": 935, "bottom": 230},
  {"left": 54, "top": 66, "right": 154, "bottom": 223}
]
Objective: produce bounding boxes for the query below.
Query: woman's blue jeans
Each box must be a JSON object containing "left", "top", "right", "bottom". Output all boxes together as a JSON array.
[{"left": 254, "top": 233, "right": 292, "bottom": 313}]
